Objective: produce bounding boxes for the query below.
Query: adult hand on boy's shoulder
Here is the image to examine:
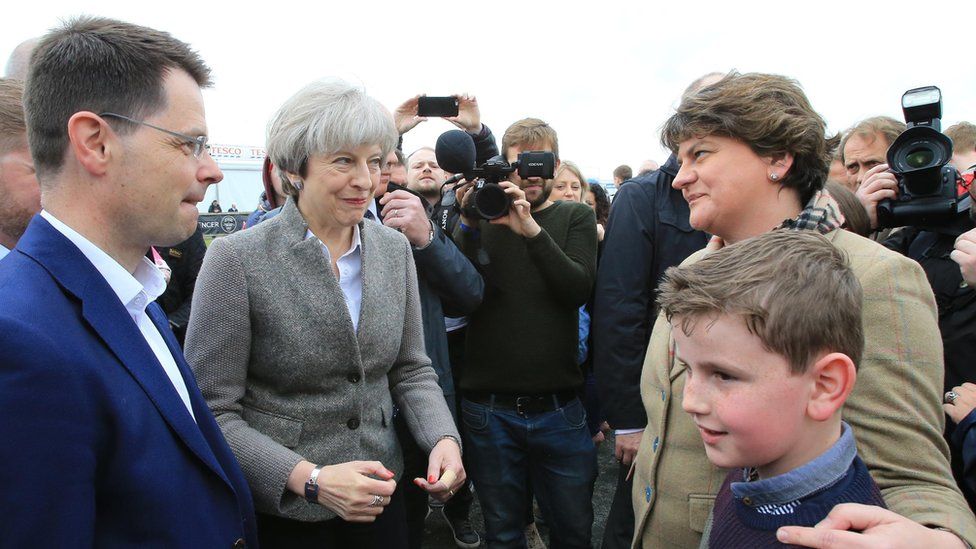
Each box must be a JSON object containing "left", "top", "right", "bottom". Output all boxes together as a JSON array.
[{"left": 776, "top": 503, "right": 967, "bottom": 549}]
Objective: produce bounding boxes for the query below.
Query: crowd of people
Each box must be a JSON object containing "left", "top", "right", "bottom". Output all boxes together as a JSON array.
[{"left": 1, "top": 15, "right": 976, "bottom": 549}]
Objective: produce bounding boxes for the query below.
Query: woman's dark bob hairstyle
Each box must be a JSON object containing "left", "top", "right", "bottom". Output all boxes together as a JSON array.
[{"left": 661, "top": 71, "right": 839, "bottom": 205}]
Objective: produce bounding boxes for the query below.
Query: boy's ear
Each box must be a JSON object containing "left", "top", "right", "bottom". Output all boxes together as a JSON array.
[{"left": 806, "top": 352, "right": 856, "bottom": 422}]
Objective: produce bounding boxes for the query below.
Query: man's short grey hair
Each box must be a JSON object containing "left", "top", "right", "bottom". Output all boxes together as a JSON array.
[
  {"left": 682, "top": 71, "right": 725, "bottom": 99},
  {"left": 4, "top": 38, "right": 40, "bottom": 79},
  {"left": 839, "top": 116, "right": 905, "bottom": 164},
  {"left": 266, "top": 78, "right": 397, "bottom": 196},
  {"left": 407, "top": 146, "right": 435, "bottom": 164}
]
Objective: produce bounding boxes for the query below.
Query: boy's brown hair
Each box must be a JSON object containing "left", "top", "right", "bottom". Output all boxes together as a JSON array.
[{"left": 657, "top": 230, "right": 863, "bottom": 374}]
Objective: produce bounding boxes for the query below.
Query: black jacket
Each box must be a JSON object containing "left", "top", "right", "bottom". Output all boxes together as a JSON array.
[
  {"left": 884, "top": 213, "right": 976, "bottom": 392},
  {"left": 884, "top": 211, "right": 976, "bottom": 509},
  {"left": 593, "top": 155, "right": 709, "bottom": 429},
  {"left": 377, "top": 183, "right": 485, "bottom": 418},
  {"left": 154, "top": 226, "right": 206, "bottom": 346}
]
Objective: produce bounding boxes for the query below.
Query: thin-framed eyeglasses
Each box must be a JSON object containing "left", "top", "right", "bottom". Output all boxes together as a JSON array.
[{"left": 99, "top": 112, "right": 210, "bottom": 158}]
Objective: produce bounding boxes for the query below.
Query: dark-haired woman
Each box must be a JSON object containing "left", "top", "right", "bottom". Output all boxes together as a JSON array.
[{"left": 631, "top": 71, "right": 973, "bottom": 548}]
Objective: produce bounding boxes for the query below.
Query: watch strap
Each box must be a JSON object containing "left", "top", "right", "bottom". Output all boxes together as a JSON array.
[{"left": 304, "top": 465, "right": 323, "bottom": 503}]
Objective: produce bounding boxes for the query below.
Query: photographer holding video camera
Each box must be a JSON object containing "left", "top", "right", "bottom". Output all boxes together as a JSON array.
[
  {"left": 855, "top": 87, "right": 976, "bottom": 509},
  {"left": 447, "top": 118, "right": 599, "bottom": 548}
]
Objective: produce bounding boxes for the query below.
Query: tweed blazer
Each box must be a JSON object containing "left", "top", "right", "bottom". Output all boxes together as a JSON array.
[
  {"left": 185, "top": 198, "right": 458, "bottom": 522},
  {"left": 631, "top": 228, "right": 976, "bottom": 548}
]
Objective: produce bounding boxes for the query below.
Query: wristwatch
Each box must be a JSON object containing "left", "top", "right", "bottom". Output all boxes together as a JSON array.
[{"left": 304, "top": 465, "right": 323, "bottom": 504}]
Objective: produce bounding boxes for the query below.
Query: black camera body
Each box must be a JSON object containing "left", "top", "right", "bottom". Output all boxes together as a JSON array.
[
  {"left": 877, "top": 86, "right": 961, "bottom": 229},
  {"left": 463, "top": 152, "right": 556, "bottom": 220}
]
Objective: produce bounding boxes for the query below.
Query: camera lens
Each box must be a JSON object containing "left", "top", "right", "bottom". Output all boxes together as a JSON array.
[
  {"left": 474, "top": 184, "right": 511, "bottom": 220},
  {"left": 905, "top": 147, "right": 935, "bottom": 169},
  {"left": 887, "top": 126, "right": 951, "bottom": 175}
]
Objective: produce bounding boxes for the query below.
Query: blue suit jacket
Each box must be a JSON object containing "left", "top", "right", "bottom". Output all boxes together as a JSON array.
[{"left": 0, "top": 216, "right": 258, "bottom": 548}]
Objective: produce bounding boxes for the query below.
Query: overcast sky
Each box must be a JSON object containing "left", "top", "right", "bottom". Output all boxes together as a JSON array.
[{"left": 3, "top": 0, "right": 975, "bottom": 181}]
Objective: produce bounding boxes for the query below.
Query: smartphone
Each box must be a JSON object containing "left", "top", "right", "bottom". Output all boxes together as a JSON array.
[{"left": 417, "top": 96, "right": 459, "bottom": 118}]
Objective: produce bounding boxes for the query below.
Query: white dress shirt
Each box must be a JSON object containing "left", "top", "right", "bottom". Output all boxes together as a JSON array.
[
  {"left": 39, "top": 210, "right": 195, "bottom": 420},
  {"left": 306, "top": 223, "right": 363, "bottom": 332},
  {"left": 0, "top": 243, "right": 9, "bottom": 261}
]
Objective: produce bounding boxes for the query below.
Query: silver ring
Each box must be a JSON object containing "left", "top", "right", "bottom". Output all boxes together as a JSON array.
[
  {"left": 945, "top": 391, "right": 960, "bottom": 405},
  {"left": 369, "top": 494, "right": 384, "bottom": 507},
  {"left": 448, "top": 489, "right": 455, "bottom": 497},
  {"left": 391, "top": 208, "right": 398, "bottom": 218}
]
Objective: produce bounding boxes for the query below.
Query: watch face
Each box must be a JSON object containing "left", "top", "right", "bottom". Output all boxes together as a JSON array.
[
  {"left": 304, "top": 482, "right": 318, "bottom": 502},
  {"left": 304, "top": 471, "right": 320, "bottom": 503}
]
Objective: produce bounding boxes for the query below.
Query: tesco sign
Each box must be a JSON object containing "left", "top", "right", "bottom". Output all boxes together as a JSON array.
[{"left": 209, "top": 144, "right": 267, "bottom": 162}]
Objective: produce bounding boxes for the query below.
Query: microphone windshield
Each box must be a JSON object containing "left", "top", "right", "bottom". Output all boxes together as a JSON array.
[{"left": 435, "top": 130, "right": 476, "bottom": 175}]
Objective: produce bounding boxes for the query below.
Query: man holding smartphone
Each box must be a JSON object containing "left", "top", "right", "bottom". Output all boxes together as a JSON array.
[{"left": 385, "top": 94, "right": 499, "bottom": 549}]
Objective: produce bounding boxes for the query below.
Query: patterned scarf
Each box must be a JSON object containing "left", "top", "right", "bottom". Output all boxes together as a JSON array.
[
  {"left": 705, "top": 189, "right": 845, "bottom": 251},
  {"left": 778, "top": 189, "right": 844, "bottom": 234}
]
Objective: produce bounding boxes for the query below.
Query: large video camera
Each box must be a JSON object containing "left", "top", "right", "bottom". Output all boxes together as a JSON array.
[
  {"left": 878, "top": 86, "right": 965, "bottom": 229},
  {"left": 435, "top": 130, "right": 556, "bottom": 220}
]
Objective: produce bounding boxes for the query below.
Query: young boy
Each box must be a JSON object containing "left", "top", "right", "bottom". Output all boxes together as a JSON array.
[{"left": 656, "top": 230, "right": 886, "bottom": 548}]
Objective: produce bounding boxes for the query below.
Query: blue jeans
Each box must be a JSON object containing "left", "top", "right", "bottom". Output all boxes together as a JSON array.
[{"left": 461, "top": 396, "right": 597, "bottom": 549}]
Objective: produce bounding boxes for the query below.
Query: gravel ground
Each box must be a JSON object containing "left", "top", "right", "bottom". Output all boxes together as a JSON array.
[{"left": 422, "top": 435, "right": 622, "bottom": 548}]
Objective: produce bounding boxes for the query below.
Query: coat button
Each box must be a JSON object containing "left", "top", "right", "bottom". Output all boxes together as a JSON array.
[
  {"left": 233, "top": 538, "right": 246, "bottom": 548},
  {"left": 742, "top": 496, "right": 753, "bottom": 506},
  {"left": 347, "top": 417, "right": 360, "bottom": 430},
  {"left": 347, "top": 372, "right": 361, "bottom": 383}
]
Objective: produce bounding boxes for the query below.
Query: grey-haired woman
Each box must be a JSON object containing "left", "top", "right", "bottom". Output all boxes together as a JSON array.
[{"left": 185, "top": 78, "right": 463, "bottom": 548}]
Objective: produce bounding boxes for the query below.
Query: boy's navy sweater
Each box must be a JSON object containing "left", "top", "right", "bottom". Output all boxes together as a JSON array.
[{"left": 705, "top": 423, "right": 886, "bottom": 548}]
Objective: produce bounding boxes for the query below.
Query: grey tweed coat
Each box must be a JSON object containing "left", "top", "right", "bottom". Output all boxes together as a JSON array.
[{"left": 184, "top": 197, "right": 458, "bottom": 522}]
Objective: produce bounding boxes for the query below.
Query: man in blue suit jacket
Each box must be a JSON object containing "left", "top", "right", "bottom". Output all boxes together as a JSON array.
[{"left": 0, "top": 17, "right": 257, "bottom": 548}]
